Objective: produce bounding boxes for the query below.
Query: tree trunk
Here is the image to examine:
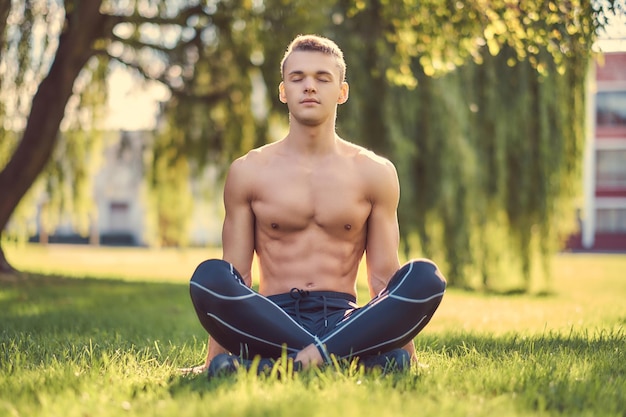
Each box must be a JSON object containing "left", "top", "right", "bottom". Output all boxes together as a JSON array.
[
  {"left": 0, "top": 245, "right": 17, "bottom": 275},
  {"left": 0, "top": 1, "right": 108, "bottom": 274}
]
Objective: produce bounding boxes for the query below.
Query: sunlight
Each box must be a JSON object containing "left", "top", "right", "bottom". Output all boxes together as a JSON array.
[
  {"left": 105, "top": 67, "right": 170, "bottom": 131},
  {"left": 595, "top": 10, "right": 626, "bottom": 52}
]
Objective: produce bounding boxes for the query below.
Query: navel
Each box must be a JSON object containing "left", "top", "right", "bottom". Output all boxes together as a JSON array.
[{"left": 344, "top": 224, "right": 351, "bottom": 230}]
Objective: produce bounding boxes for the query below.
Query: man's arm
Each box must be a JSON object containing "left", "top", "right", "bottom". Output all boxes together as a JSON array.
[
  {"left": 221, "top": 157, "right": 256, "bottom": 284},
  {"left": 363, "top": 157, "right": 417, "bottom": 360},
  {"left": 204, "top": 157, "right": 256, "bottom": 368},
  {"left": 364, "top": 157, "right": 401, "bottom": 295}
]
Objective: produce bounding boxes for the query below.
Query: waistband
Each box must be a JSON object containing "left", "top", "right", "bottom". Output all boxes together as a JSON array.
[
  {"left": 267, "top": 289, "right": 356, "bottom": 332},
  {"left": 267, "top": 289, "right": 356, "bottom": 304}
]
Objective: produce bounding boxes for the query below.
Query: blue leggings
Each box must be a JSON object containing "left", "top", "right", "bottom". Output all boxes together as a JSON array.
[{"left": 189, "top": 259, "right": 446, "bottom": 361}]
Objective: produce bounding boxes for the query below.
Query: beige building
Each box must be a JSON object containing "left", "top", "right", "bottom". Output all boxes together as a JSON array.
[{"left": 35, "top": 130, "right": 221, "bottom": 247}]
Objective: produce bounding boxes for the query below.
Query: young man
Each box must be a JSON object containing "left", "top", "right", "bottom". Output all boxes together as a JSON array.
[{"left": 189, "top": 34, "right": 446, "bottom": 377}]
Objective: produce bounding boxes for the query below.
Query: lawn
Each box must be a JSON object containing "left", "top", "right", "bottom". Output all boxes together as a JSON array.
[{"left": 1, "top": 244, "right": 625, "bottom": 417}]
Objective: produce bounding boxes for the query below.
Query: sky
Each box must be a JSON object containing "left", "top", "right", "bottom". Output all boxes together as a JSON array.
[
  {"left": 596, "top": 10, "right": 626, "bottom": 53},
  {"left": 104, "top": 68, "right": 170, "bottom": 131}
]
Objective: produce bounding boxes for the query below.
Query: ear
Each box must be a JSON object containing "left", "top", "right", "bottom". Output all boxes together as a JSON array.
[
  {"left": 337, "top": 82, "right": 349, "bottom": 104},
  {"left": 278, "top": 82, "right": 287, "bottom": 104}
]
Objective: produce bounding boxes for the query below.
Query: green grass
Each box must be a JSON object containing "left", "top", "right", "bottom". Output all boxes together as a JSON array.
[{"left": 1, "top": 244, "right": 625, "bottom": 416}]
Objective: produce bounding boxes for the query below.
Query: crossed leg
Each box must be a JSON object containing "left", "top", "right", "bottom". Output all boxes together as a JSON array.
[{"left": 189, "top": 258, "right": 446, "bottom": 367}]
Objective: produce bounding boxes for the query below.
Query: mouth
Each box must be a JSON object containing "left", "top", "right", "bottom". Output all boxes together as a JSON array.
[{"left": 301, "top": 98, "right": 320, "bottom": 104}]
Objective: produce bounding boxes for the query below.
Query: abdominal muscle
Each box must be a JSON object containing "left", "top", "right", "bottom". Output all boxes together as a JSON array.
[{"left": 255, "top": 228, "right": 364, "bottom": 297}]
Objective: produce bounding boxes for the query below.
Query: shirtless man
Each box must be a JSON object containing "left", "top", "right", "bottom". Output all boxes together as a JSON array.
[{"left": 189, "top": 34, "right": 446, "bottom": 377}]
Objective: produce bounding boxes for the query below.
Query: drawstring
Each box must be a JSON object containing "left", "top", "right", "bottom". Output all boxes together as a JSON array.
[
  {"left": 290, "top": 288, "right": 310, "bottom": 298},
  {"left": 290, "top": 288, "right": 309, "bottom": 326},
  {"left": 289, "top": 288, "right": 330, "bottom": 328}
]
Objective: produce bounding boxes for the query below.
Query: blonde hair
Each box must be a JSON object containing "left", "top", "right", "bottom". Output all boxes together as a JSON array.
[{"left": 280, "top": 34, "right": 347, "bottom": 82}]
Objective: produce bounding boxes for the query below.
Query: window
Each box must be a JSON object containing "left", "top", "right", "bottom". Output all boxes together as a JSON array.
[
  {"left": 596, "top": 149, "right": 626, "bottom": 189},
  {"left": 109, "top": 201, "right": 130, "bottom": 231},
  {"left": 597, "top": 91, "right": 626, "bottom": 127},
  {"left": 596, "top": 208, "right": 626, "bottom": 232}
]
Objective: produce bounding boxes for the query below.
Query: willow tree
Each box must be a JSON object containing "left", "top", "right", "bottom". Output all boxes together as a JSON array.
[
  {"left": 0, "top": 1, "right": 255, "bottom": 271},
  {"left": 0, "top": 1, "right": 115, "bottom": 274},
  {"left": 329, "top": 0, "right": 621, "bottom": 290}
]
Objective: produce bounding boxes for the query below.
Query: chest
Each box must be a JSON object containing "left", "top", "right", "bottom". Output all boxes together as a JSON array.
[{"left": 251, "top": 163, "right": 371, "bottom": 232}]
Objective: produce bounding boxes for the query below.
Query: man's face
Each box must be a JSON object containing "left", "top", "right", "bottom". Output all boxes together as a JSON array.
[{"left": 279, "top": 50, "right": 349, "bottom": 126}]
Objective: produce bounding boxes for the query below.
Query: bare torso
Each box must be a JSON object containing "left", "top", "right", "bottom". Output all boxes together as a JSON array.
[{"left": 245, "top": 139, "right": 375, "bottom": 296}]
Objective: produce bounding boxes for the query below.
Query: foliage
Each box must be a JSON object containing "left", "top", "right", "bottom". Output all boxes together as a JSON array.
[
  {"left": 384, "top": 46, "right": 590, "bottom": 289},
  {"left": 0, "top": 0, "right": 339, "bottom": 250},
  {"left": 329, "top": 0, "right": 620, "bottom": 289},
  {"left": 0, "top": 1, "right": 109, "bottom": 249},
  {"left": 145, "top": 126, "right": 194, "bottom": 247},
  {"left": 0, "top": 0, "right": 623, "bottom": 286}
]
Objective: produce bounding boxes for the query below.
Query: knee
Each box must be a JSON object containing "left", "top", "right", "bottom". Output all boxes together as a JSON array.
[
  {"left": 190, "top": 258, "right": 235, "bottom": 293},
  {"left": 404, "top": 259, "right": 447, "bottom": 294}
]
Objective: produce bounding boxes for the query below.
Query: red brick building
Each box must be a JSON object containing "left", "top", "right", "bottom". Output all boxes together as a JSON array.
[{"left": 568, "top": 52, "right": 626, "bottom": 251}]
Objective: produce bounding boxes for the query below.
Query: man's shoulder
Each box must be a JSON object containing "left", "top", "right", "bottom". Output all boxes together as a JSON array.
[
  {"left": 341, "top": 140, "right": 396, "bottom": 172},
  {"left": 226, "top": 143, "right": 281, "bottom": 195},
  {"left": 230, "top": 142, "right": 279, "bottom": 170},
  {"left": 339, "top": 141, "right": 398, "bottom": 196}
]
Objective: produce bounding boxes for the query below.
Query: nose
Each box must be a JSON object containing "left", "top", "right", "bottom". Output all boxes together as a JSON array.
[{"left": 303, "top": 77, "right": 316, "bottom": 93}]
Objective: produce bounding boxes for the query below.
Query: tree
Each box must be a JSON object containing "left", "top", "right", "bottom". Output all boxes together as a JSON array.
[
  {"left": 0, "top": 1, "right": 114, "bottom": 273},
  {"left": 0, "top": 1, "right": 219, "bottom": 271},
  {"left": 0, "top": 0, "right": 622, "bottom": 289},
  {"left": 0, "top": 0, "right": 336, "bottom": 274},
  {"left": 330, "top": 0, "right": 622, "bottom": 290}
]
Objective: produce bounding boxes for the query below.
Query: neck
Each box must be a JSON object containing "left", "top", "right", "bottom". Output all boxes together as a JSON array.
[{"left": 285, "top": 121, "right": 338, "bottom": 155}]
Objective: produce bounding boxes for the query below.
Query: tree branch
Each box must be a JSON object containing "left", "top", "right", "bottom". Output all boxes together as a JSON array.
[
  {"left": 0, "top": 0, "right": 11, "bottom": 52},
  {"left": 110, "top": 34, "right": 177, "bottom": 54},
  {"left": 102, "top": 4, "right": 207, "bottom": 27}
]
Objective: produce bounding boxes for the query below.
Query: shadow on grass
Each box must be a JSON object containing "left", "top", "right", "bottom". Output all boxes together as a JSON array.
[{"left": 0, "top": 272, "right": 202, "bottom": 347}]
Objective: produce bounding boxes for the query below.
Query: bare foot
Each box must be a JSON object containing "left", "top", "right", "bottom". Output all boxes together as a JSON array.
[{"left": 179, "top": 364, "right": 207, "bottom": 375}]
